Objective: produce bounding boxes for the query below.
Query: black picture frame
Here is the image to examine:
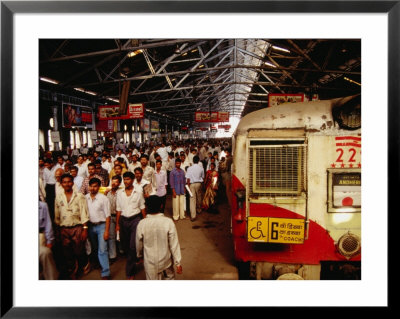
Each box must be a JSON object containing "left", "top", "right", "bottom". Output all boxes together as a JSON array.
[{"left": 1, "top": 1, "right": 395, "bottom": 317}]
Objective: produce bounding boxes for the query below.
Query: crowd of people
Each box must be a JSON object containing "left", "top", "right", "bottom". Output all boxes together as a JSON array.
[{"left": 38, "top": 138, "right": 233, "bottom": 280}]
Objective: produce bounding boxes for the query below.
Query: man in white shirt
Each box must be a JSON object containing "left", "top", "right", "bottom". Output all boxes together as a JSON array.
[
  {"left": 69, "top": 166, "right": 84, "bottom": 190},
  {"left": 86, "top": 177, "right": 111, "bottom": 279},
  {"left": 54, "top": 156, "right": 66, "bottom": 170},
  {"left": 133, "top": 167, "right": 149, "bottom": 191},
  {"left": 106, "top": 175, "right": 122, "bottom": 262},
  {"left": 55, "top": 168, "right": 67, "bottom": 196},
  {"left": 154, "top": 160, "right": 168, "bottom": 213},
  {"left": 185, "top": 156, "right": 204, "bottom": 221},
  {"left": 101, "top": 154, "right": 112, "bottom": 173},
  {"left": 43, "top": 158, "right": 57, "bottom": 223},
  {"left": 187, "top": 148, "right": 194, "bottom": 166},
  {"left": 128, "top": 154, "right": 141, "bottom": 173},
  {"left": 149, "top": 146, "right": 157, "bottom": 168},
  {"left": 115, "top": 172, "right": 146, "bottom": 280},
  {"left": 136, "top": 195, "right": 182, "bottom": 280},
  {"left": 132, "top": 147, "right": 140, "bottom": 157},
  {"left": 140, "top": 154, "right": 157, "bottom": 192},
  {"left": 71, "top": 147, "right": 80, "bottom": 157},
  {"left": 175, "top": 143, "right": 184, "bottom": 156},
  {"left": 80, "top": 144, "right": 89, "bottom": 155},
  {"left": 115, "top": 149, "right": 129, "bottom": 167},
  {"left": 76, "top": 155, "right": 88, "bottom": 179},
  {"left": 180, "top": 153, "right": 190, "bottom": 172},
  {"left": 157, "top": 142, "right": 168, "bottom": 163}
]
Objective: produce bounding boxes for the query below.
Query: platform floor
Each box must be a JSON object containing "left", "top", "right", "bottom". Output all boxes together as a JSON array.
[{"left": 80, "top": 190, "right": 239, "bottom": 280}]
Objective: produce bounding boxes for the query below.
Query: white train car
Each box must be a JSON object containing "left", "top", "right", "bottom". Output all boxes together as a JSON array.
[{"left": 231, "top": 95, "right": 361, "bottom": 280}]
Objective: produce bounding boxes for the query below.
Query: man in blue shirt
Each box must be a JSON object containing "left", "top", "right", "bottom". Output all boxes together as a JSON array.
[
  {"left": 169, "top": 158, "right": 186, "bottom": 221},
  {"left": 39, "top": 201, "right": 59, "bottom": 280}
]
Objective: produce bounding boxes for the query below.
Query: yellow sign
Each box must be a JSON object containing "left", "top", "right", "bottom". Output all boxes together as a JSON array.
[
  {"left": 247, "top": 217, "right": 305, "bottom": 244},
  {"left": 247, "top": 217, "right": 269, "bottom": 242},
  {"left": 268, "top": 218, "right": 305, "bottom": 244}
]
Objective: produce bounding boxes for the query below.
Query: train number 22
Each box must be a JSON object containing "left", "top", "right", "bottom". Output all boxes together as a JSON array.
[{"left": 336, "top": 148, "right": 357, "bottom": 163}]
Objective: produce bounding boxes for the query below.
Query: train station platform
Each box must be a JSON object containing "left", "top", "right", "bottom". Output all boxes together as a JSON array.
[{"left": 80, "top": 192, "right": 239, "bottom": 280}]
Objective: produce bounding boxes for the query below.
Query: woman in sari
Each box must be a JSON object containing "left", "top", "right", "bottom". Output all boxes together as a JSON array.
[{"left": 202, "top": 162, "right": 219, "bottom": 212}]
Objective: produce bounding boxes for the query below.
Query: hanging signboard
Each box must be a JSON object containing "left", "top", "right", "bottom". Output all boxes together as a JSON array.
[
  {"left": 90, "top": 131, "right": 98, "bottom": 140},
  {"left": 194, "top": 111, "right": 230, "bottom": 122},
  {"left": 218, "top": 111, "right": 229, "bottom": 122},
  {"left": 268, "top": 93, "right": 305, "bottom": 108},
  {"left": 140, "top": 118, "right": 150, "bottom": 132},
  {"left": 95, "top": 119, "right": 115, "bottom": 132},
  {"left": 50, "top": 131, "right": 60, "bottom": 143},
  {"left": 62, "top": 103, "right": 93, "bottom": 128},
  {"left": 98, "top": 103, "right": 145, "bottom": 120},
  {"left": 151, "top": 120, "right": 159, "bottom": 132},
  {"left": 218, "top": 124, "right": 231, "bottom": 130},
  {"left": 127, "top": 103, "right": 145, "bottom": 119}
]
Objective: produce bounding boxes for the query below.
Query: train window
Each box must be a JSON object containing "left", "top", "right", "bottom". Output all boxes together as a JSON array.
[
  {"left": 327, "top": 169, "right": 361, "bottom": 213},
  {"left": 48, "top": 130, "right": 62, "bottom": 151},
  {"left": 249, "top": 140, "right": 306, "bottom": 196}
]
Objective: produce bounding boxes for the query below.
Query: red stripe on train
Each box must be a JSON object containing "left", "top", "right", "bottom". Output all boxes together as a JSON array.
[
  {"left": 335, "top": 136, "right": 361, "bottom": 141},
  {"left": 231, "top": 174, "right": 360, "bottom": 264},
  {"left": 335, "top": 142, "right": 361, "bottom": 148}
]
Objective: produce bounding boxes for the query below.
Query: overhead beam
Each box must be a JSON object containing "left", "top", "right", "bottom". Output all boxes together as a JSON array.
[
  {"left": 60, "top": 53, "right": 120, "bottom": 86},
  {"left": 73, "top": 63, "right": 360, "bottom": 88},
  {"left": 127, "top": 80, "right": 355, "bottom": 97},
  {"left": 50, "top": 40, "right": 69, "bottom": 59},
  {"left": 40, "top": 39, "right": 202, "bottom": 63},
  {"left": 174, "top": 39, "right": 225, "bottom": 89},
  {"left": 287, "top": 39, "right": 322, "bottom": 71}
]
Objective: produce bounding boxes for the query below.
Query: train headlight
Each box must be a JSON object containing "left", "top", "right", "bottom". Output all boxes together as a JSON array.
[{"left": 336, "top": 231, "right": 361, "bottom": 258}]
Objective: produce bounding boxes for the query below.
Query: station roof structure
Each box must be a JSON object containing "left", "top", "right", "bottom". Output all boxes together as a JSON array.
[{"left": 39, "top": 38, "right": 361, "bottom": 127}]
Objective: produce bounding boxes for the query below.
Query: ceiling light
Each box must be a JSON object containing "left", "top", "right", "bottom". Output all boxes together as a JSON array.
[
  {"left": 74, "top": 88, "right": 97, "bottom": 96},
  {"left": 272, "top": 45, "right": 290, "bottom": 53},
  {"left": 264, "top": 61, "right": 277, "bottom": 68},
  {"left": 344, "top": 77, "right": 361, "bottom": 86},
  {"left": 127, "top": 49, "right": 143, "bottom": 58},
  {"left": 40, "top": 77, "right": 59, "bottom": 84},
  {"left": 198, "top": 65, "right": 204, "bottom": 68}
]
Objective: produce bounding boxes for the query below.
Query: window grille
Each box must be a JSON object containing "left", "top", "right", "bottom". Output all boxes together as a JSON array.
[{"left": 249, "top": 141, "right": 306, "bottom": 196}]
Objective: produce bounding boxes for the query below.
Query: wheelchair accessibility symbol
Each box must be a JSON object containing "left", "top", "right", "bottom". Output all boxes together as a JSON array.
[{"left": 247, "top": 217, "right": 268, "bottom": 242}]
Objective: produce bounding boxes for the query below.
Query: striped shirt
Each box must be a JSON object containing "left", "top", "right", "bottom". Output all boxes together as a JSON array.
[{"left": 79, "top": 174, "right": 104, "bottom": 195}]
